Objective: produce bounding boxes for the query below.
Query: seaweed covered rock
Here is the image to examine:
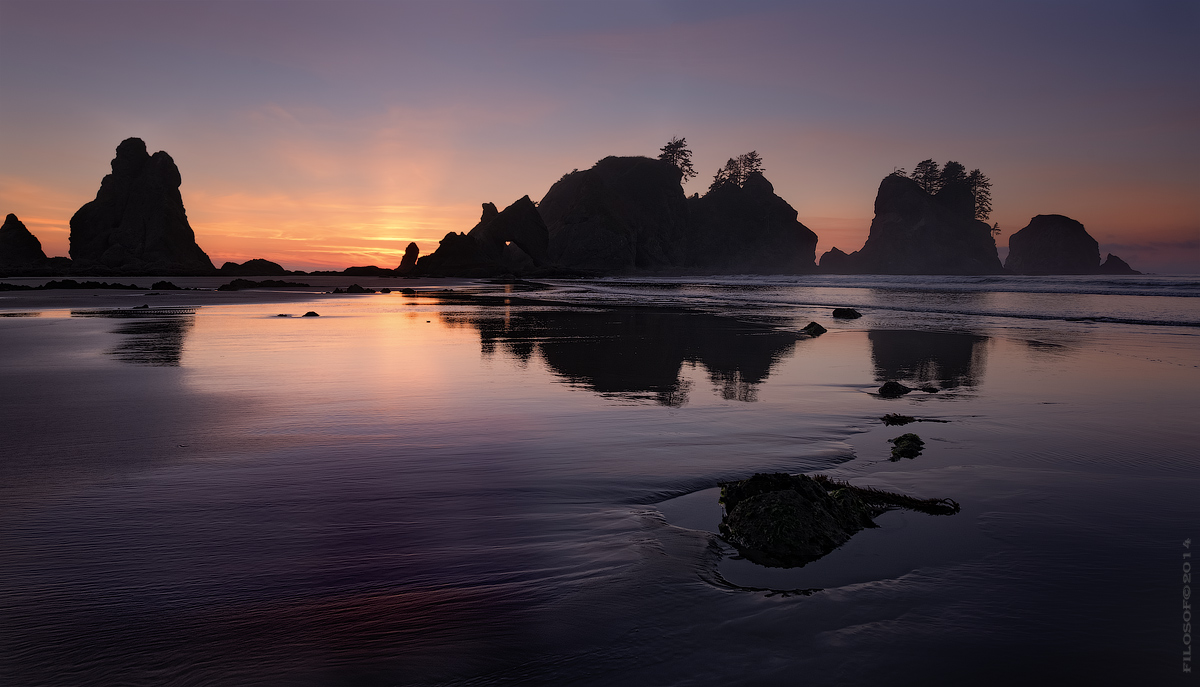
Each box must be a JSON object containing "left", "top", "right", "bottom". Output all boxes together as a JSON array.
[
  {"left": 719, "top": 474, "right": 876, "bottom": 567},
  {"left": 889, "top": 433, "right": 925, "bottom": 459},
  {"left": 832, "top": 307, "right": 862, "bottom": 319},
  {"left": 878, "top": 381, "right": 912, "bottom": 397},
  {"left": 718, "top": 472, "right": 960, "bottom": 568}
]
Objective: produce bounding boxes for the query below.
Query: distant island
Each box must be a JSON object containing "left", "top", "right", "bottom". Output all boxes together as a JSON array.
[{"left": 0, "top": 138, "right": 1140, "bottom": 277}]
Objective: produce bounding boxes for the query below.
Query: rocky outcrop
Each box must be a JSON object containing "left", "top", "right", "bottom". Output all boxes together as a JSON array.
[
  {"left": 540, "top": 156, "right": 690, "bottom": 272},
  {"left": 718, "top": 472, "right": 959, "bottom": 568},
  {"left": 0, "top": 214, "right": 47, "bottom": 268},
  {"left": 396, "top": 242, "right": 419, "bottom": 274},
  {"left": 468, "top": 196, "right": 550, "bottom": 266},
  {"left": 820, "top": 174, "right": 1003, "bottom": 274},
  {"left": 539, "top": 156, "right": 817, "bottom": 274},
  {"left": 686, "top": 172, "right": 818, "bottom": 273},
  {"left": 69, "top": 138, "right": 215, "bottom": 274},
  {"left": 219, "top": 258, "right": 287, "bottom": 276},
  {"left": 1097, "top": 253, "right": 1141, "bottom": 275},
  {"left": 1004, "top": 214, "right": 1099, "bottom": 275},
  {"left": 414, "top": 197, "right": 551, "bottom": 277}
]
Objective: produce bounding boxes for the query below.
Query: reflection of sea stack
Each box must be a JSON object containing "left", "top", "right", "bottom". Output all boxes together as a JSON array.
[
  {"left": 69, "top": 138, "right": 215, "bottom": 274},
  {"left": 461, "top": 306, "right": 800, "bottom": 406},
  {"left": 869, "top": 330, "right": 988, "bottom": 389},
  {"left": 819, "top": 174, "right": 1003, "bottom": 274},
  {"left": 1005, "top": 215, "right": 1140, "bottom": 275},
  {"left": 0, "top": 214, "right": 47, "bottom": 268}
]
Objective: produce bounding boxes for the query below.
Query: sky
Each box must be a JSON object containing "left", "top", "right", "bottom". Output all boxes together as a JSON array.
[{"left": 1, "top": 0, "right": 1197, "bottom": 273}]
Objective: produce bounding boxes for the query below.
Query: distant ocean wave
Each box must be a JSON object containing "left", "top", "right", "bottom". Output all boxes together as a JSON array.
[{"left": 534, "top": 275, "right": 1200, "bottom": 330}]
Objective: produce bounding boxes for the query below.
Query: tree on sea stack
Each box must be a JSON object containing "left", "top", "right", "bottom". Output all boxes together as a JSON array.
[
  {"left": 939, "top": 160, "right": 967, "bottom": 188},
  {"left": 911, "top": 159, "right": 941, "bottom": 194},
  {"left": 709, "top": 151, "right": 766, "bottom": 191},
  {"left": 658, "top": 137, "right": 697, "bottom": 181},
  {"left": 968, "top": 169, "right": 993, "bottom": 221}
]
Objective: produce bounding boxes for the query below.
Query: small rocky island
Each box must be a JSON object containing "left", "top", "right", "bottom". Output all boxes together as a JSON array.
[
  {"left": 719, "top": 472, "right": 959, "bottom": 568},
  {"left": 820, "top": 160, "right": 1003, "bottom": 275},
  {"left": 1004, "top": 214, "right": 1140, "bottom": 275}
]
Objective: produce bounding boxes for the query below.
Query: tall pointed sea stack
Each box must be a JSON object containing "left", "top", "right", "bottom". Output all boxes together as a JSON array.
[
  {"left": 0, "top": 214, "right": 48, "bottom": 268},
  {"left": 69, "top": 138, "right": 215, "bottom": 274}
]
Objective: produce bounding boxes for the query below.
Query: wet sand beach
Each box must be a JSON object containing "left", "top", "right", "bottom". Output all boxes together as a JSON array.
[{"left": 1, "top": 275, "right": 1197, "bottom": 686}]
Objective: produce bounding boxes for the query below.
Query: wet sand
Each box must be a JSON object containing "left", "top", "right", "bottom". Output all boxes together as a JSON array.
[{"left": 0, "top": 277, "right": 1196, "bottom": 686}]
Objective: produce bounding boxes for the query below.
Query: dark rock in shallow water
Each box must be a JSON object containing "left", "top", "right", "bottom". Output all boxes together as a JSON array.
[
  {"left": 302, "top": 311, "right": 319, "bottom": 317},
  {"left": 345, "top": 283, "right": 373, "bottom": 294},
  {"left": 823, "top": 174, "right": 1003, "bottom": 275},
  {"left": 832, "top": 307, "right": 862, "bottom": 319},
  {"left": 881, "top": 413, "right": 916, "bottom": 426},
  {"left": 878, "top": 381, "right": 912, "bottom": 397},
  {"left": 718, "top": 472, "right": 959, "bottom": 568},
  {"left": 889, "top": 433, "right": 925, "bottom": 460},
  {"left": 220, "top": 258, "right": 287, "bottom": 276},
  {"left": 1004, "top": 214, "right": 1099, "bottom": 275},
  {"left": 0, "top": 214, "right": 48, "bottom": 268},
  {"left": 69, "top": 138, "right": 215, "bottom": 274},
  {"left": 801, "top": 321, "right": 827, "bottom": 336},
  {"left": 1096, "top": 253, "right": 1141, "bottom": 275},
  {"left": 150, "top": 280, "right": 182, "bottom": 290}
]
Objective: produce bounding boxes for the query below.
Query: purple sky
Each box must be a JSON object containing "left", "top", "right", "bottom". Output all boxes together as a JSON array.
[{"left": 1, "top": 0, "right": 1197, "bottom": 272}]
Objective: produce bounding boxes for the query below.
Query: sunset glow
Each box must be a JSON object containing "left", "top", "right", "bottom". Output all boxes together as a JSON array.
[{"left": 1, "top": 1, "right": 1196, "bottom": 272}]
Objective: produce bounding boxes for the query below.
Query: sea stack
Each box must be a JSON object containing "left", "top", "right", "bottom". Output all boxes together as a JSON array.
[
  {"left": 415, "top": 197, "right": 551, "bottom": 277},
  {"left": 69, "top": 138, "right": 215, "bottom": 274},
  {"left": 1003, "top": 214, "right": 1099, "bottom": 275},
  {"left": 819, "top": 174, "right": 1003, "bottom": 274},
  {"left": 1004, "top": 215, "right": 1140, "bottom": 275},
  {"left": 396, "top": 242, "right": 419, "bottom": 274},
  {"left": 0, "top": 214, "right": 47, "bottom": 268}
]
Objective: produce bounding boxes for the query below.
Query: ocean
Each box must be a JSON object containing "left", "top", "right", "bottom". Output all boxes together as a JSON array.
[{"left": 1, "top": 274, "right": 1197, "bottom": 686}]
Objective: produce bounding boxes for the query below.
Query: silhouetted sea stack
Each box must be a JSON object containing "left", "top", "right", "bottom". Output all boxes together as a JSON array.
[
  {"left": 415, "top": 197, "right": 551, "bottom": 277},
  {"left": 1096, "top": 253, "right": 1141, "bottom": 275},
  {"left": 820, "top": 174, "right": 1003, "bottom": 274},
  {"left": 0, "top": 214, "right": 47, "bottom": 268},
  {"left": 687, "top": 171, "right": 819, "bottom": 273},
  {"left": 1004, "top": 214, "right": 1098, "bottom": 275},
  {"left": 69, "top": 138, "right": 215, "bottom": 275},
  {"left": 540, "top": 156, "right": 817, "bottom": 274},
  {"left": 396, "top": 242, "right": 419, "bottom": 274},
  {"left": 1004, "top": 215, "right": 1141, "bottom": 275},
  {"left": 540, "top": 156, "right": 690, "bottom": 273},
  {"left": 220, "top": 258, "right": 287, "bottom": 276}
]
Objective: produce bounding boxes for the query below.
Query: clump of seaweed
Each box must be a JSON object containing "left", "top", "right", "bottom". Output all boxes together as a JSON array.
[
  {"left": 881, "top": 413, "right": 916, "bottom": 426},
  {"left": 717, "top": 472, "right": 960, "bottom": 568},
  {"left": 889, "top": 433, "right": 924, "bottom": 460}
]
